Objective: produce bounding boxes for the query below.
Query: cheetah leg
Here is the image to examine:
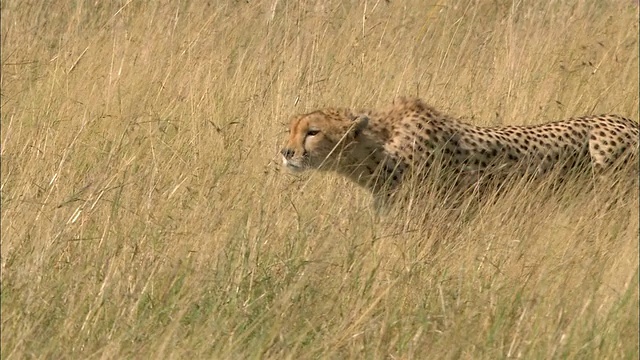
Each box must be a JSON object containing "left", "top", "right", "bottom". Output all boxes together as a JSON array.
[
  {"left": 590, "top": 157, "right": 639, "bottom": 211},
  {"left": 372, "top": 191, "right": 396, "bottom": 215}
]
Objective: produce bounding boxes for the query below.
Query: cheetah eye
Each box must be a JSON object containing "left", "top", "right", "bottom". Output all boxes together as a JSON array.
[{"left": 307, "top": 129, "right": 320, "bottom": 136}]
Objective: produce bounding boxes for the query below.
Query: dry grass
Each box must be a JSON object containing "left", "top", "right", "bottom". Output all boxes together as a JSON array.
[{"left": 1, "top": 1, "right": 638, "bottom": 358}]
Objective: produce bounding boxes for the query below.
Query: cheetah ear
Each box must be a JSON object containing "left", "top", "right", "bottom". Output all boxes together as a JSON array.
[{"left": 349, "top": 115, "right": 369, "bottom": 139}]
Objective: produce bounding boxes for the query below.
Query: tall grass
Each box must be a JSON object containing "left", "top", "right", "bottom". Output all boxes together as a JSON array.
[{"left": 1, "top": 1, "right": 638, "bottom": 358}]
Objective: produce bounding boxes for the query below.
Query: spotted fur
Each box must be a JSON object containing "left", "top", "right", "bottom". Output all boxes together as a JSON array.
[{"left": 281, "top": 97, "right": 638, "bottom": 210}]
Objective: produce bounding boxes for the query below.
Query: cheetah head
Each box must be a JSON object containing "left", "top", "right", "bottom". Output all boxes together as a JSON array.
[{"left": 280, "top": 109, "right": 369, "bottom": 172}]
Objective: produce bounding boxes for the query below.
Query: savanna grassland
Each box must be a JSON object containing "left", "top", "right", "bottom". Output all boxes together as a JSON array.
[{"left": 1, "top": 1, "right": 638, "bottom": 358}]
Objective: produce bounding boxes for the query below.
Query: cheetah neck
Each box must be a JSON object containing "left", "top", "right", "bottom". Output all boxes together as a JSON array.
[{"left": 333, "top": 129, "right": 402, "bottom": 194}]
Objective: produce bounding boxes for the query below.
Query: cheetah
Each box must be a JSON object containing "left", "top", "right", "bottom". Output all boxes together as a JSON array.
[{"left": 280, "top": 97, "right": 639, "bottom": 211}]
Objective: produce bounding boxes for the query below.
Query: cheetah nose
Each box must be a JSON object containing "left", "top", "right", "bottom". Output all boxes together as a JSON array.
[{"left": 281, "top": 148, "right": 294, "bottom": 159}]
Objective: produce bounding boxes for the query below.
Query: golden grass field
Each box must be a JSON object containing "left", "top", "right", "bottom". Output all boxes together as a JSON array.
[{"left": 2, "top": 1, "right": 639, "bottom": 358}]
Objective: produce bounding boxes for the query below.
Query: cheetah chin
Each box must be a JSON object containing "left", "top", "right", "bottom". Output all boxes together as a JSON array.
[{"left": 281, "top": 156, "right": 305, "bottom": 173}]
